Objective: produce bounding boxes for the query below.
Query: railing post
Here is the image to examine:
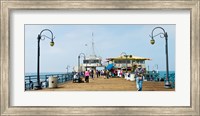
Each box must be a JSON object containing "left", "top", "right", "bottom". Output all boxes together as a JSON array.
[
  {"left": 67, "top": 74, "right": 68, "bottom": 81},
  {"left": 45, "top": 75, "right": 48, "bottom": 88},
  {"left": 29, "top": 76, "right": 31, "bottom": 90},
  {"left": 25, "top": 82, "right": 26, "bottom": 90}
]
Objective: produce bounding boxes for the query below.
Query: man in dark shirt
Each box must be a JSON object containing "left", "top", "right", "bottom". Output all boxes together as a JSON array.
[{"left": 135, "top": 64, "right": 145, "bottom": 91}]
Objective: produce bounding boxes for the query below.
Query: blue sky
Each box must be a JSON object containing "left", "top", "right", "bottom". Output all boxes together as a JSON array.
[{"left": 25, "top": 24, "right": 175, "bottom": 73}]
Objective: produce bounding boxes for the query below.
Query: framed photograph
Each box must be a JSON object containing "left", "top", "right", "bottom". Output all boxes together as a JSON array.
[
  {"left": 1, "top": 0, "right": 199, "bottom": 115},
  {"left": 24, "top": 24, "right": 176, "bottom": 92}
]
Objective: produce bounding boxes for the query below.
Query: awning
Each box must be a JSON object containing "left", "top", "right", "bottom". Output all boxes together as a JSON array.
[
  {"left": 106, "top": 55, "right": 151, "bottom": 61},
  {"left": 106, "top": 64, "right": 114, "bottom": 70}
]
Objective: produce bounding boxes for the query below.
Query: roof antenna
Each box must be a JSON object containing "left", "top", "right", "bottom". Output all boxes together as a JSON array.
[{"left": 92, "top": 32, "right": 96, "bottom": 57}]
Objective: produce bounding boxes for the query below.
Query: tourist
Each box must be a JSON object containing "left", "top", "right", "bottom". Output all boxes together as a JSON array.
[
  {"left": 103, "top": 70, "right": 107, "bottom": 79},
  {"left": 29, "top": 81, "right": 33, "bottom": 90},
  {"left": 135, "top": 64, "right": 145, "bottom": 91},
  {"left": 101, "top": 70, "right": 104, "bottom": 76},
  {"left": 114, "top": 70, "right": 117, "bottom": 77},
  {"left": 106, "top": 70, "right": 110, "bottom": 79},
  {"left": 98, "top": 70, "right": 101, "bottom": 77},
  {"left": 73, "top": 72, "right": 79, "bottom": 83},
  {"left": 84, "top": 70, "right": 90, "bottom": 83},
  {"left": 96, "top": 70, "right": 99, "bottom": 78},
  {"left": 90, "top": 69, "right": 94, "bottom": 79},
  {"left": 120, "top": 70, "right": 123, "bottom": 77}
]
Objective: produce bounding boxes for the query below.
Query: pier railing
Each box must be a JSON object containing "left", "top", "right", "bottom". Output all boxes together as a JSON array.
[
  {"left": 25, "top": 73, "right": 73, "bottom": 90},
  {"left": 145, "top": 71, "right": 175, "bottom": 88}
]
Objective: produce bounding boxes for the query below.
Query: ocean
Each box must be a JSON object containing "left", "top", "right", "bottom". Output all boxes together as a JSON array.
[
  {"left": 157, "top": 71, "right": 175, "bottom": 82},
  {"left": 147, "top": 71, "right": 175, "bottom": 88}
]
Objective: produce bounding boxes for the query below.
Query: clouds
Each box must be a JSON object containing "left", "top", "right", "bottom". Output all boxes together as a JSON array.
[{"left": 25, "top": 24, "right": 175, "bottom": 73}]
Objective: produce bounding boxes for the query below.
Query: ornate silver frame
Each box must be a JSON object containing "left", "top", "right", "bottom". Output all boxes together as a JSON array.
[{"left": 1, "top": 0, "right": 199, "bottom": 115}]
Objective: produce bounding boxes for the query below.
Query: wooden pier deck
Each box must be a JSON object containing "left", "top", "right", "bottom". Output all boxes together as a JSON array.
[{"left": 39, "top": 76, "right": 175, "bottom": 91}]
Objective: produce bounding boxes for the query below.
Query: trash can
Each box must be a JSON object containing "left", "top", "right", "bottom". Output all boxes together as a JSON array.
[
  {"left": 130, "top": 74, "right": 135, "bottom": 81},
  {"left": 48, "top": 76, "right": 58, "bottom": 88}
]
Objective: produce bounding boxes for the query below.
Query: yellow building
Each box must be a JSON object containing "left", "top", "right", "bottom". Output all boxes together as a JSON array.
[{"left": 106, "top": 54, "right": 150, "bottom": 72}]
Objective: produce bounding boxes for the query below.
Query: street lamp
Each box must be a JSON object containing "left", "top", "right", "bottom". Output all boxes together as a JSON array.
[
  {"left": 98, "top": 56, "right": 102, "bottom": 66},
  {"left": 66, "top": 65, "right": 70, "bottom": 74},
  {"left": 78, "top": 53, "right": 86, "bottom": 72},
  {"left": 36, "top": 29, "right": 55, "bottom": 89},
  {"left": 149, "top": 27, "right": 171, "bottom": 88},
  {"left": 124, "top": 55, "right": 128, "bottom": 73},
  {"left": 120, "top": 52, "right": 128, "bottom": 73}
]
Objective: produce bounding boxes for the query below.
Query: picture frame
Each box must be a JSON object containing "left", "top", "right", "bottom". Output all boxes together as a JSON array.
[{"left": 1, "top": 0, "right": 199, "bottom": 115}]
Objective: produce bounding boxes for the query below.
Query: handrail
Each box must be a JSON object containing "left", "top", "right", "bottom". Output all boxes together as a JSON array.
[{"left": 25, "top": 73, "right": 74, "bottom": 90}]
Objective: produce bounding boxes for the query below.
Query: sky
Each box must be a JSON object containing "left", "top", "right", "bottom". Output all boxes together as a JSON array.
[{"left": 25, "top": 24, "right": 175, "bottom": 73}]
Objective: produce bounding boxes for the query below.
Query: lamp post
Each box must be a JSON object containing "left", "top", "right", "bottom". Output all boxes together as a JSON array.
[
  {"left": 155, "top": 64, "right": 159, "bottom": 73},
  {"left": 150, "top": 27, "right": 171, "bottom": 88},
  {"left": 78, "top": 53, "right": 86, "bottom": 72},
  {"left": 120, "top": 52, "right": 128, "bottom": 73},
  {"left": 66, "top": 65, "right": 70, "bottom": 74},
  {"left": 36, "top": 29, "right": 55, "bottom": 89},
  {"left": 98, "top": 56, "right": 102, "bottom": 66},
  {"left": 124, "top": 55, "right": 128, "bottom": 73}
]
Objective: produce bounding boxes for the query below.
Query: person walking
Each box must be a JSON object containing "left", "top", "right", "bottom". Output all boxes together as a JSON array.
[
  {"left": 84, "top": 70, "right": 90, "bottom": 83},
  {"left": 98, "top": 70, "right": 101, "bottom": 77},
  {"left": 135, "top": 64, "right": 145, "bottom": 91},
  {"left": 96, "top": 70, "right": 99, "bottom": 78},
  {"left": 106, "top": 70, "right": 110, "bottom": 79},
  {"left": 119, "top": 70, "right": 123, "bottom": 77},
  {"left": 91, "top": 70, "right": 94, "bottom": 80}
]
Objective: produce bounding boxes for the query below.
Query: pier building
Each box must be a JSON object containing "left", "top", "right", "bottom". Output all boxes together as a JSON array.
[{"left": 106, "top": 54, "right": 150, "bottom": 73}]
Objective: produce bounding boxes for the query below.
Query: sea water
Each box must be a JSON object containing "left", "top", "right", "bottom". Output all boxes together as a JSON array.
[
  {"left": 153, "top": 71, "right": 175, "bottom": 88},
  {"left": 158, "top": 71, "right": 175, "bottom": 81}
]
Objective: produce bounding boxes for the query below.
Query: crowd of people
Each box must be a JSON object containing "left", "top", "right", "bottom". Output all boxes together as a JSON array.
[
  {"left": 73, "top": 69, "right": 114, "bottom": 83},
  {"left": 73, "top": 64, "right": 145, "bottom": 91}
]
